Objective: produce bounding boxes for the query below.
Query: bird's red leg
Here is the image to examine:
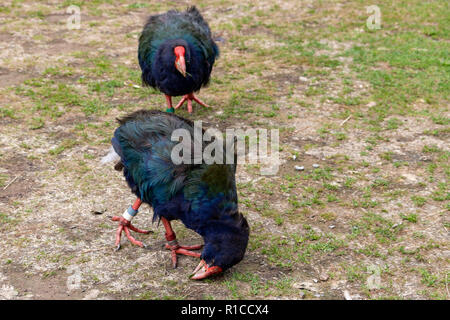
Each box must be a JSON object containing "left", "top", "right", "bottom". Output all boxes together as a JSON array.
[
  {"left": 174, "top": 93, "right": 210, "bottom": 113},
  {"left": 111, "top": 198, "right": 152, "bottom": 250},
  {"left": 187, "top": 98, "right": 193, "bottom": 113},
  {"left": 161, "top": 217, "right": 203, "bottom": 268},
  {"left": 174, "top": 95, "right": 188, "bottom": 110},
  {"left": 165, "top": 95, "right": 175, "bottom": 113}
]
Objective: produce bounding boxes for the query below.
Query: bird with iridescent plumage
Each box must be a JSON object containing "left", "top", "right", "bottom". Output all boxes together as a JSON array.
[
  {"left": 138, "top": 7, "right": 219, "bottom": 113},
  {"left": 103, "top": 110, "right": 249, "bottom": 279}
]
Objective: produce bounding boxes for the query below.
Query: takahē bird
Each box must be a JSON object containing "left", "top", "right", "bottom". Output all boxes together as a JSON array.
[
  {"left": 102, "top": 110, "right": 249, "bottom": 279},
  {"left": 138, "top": 7, "right": 219, "bottom": 113}
]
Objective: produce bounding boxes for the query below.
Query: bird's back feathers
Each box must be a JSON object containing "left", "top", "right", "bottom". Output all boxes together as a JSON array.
[{"left": 112, "top": 110, "right": 237, "bottom": 216}]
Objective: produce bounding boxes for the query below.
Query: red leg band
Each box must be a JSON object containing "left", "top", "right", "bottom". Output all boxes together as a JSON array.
[{"left": 132, "top": 198, "right": 142, "bottom": 211}]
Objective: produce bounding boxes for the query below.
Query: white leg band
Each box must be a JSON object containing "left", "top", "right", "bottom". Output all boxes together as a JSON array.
[{"left": 122, "top": 210, "right": 134, "bottom": 222}]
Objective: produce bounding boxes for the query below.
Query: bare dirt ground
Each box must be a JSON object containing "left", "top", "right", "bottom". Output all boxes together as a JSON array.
[{"left": 0, "top": 0, "right": 448, "bottom": 300}]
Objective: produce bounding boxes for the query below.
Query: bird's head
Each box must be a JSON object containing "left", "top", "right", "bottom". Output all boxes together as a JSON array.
[
  {"left": 191, "top": 213, "right": 249, "bottom": 280},
  {"left": 155, "top": 39, "right": 191, "bottom": 78},
  {"left": 174, "top": 45, "right": 187, "bottom": 77}
]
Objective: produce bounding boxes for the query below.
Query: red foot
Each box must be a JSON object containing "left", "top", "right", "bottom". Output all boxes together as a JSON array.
[
  {"left": 165, "top": 240, "right": 203, "bottom": 268},
  {"left": 111, "top": 216, "right": 152, "bottom": 250},
  {"left": 174, "top": 93, "right": 210, "bottom": 113},
  {"left": 190, "top": 259, "right": 223, "bottom": 280}
]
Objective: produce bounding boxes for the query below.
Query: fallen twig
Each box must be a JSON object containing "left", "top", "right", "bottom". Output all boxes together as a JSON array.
[
  {"left": 340, "top": 115, "right": 352, "bottom": 126},
  {"left": 2, "top": 175, "right": 20, "bottom": 191}
]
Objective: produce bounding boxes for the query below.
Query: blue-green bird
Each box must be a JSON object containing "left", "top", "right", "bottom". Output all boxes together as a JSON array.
[
  {"left": 138, "top": 7, "right": 219, "bottom": 113},
  {"left": 103, "top": 110, "right": 249, "bottom": 279}
]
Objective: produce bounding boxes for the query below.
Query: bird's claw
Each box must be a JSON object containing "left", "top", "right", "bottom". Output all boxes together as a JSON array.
[
  {"left": 174, "top": 93, "right": 210, "bottom": 113},
  {"left": 165, "top": 241, "right": 203, "bottom": 268},
  {"left": 190, "top": 259, "right": 223, "bottom": 280},
  {"left": 112, "top": 216, "right": 152, "bottom": 250}
]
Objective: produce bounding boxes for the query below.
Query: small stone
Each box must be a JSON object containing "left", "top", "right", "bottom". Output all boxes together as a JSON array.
[
  {"left": 294, "top": 165, "right": 304, "bottom": 171},
  {"left": 0, "top": 285, "right": 18, "bottom": 299},
  {"left": 83, "top": 289, "right": 100, "bottom": 300},
  {"left": 312, "top": 163, "right": 320, "bottom": 168},
  {"left": 402, "top": 173, "right": 418, "bottom": 183},
  {"left": 293, "top": 282, "right": 317, "bottom": 292},
  {"left": 319, "top": 273, "right": 329, "bottom": 281},
  {"left": 299, "top": 76, "right": 308, "bottom": 82},
  {"left": 343, "top": 290, "right": 352, "bottom": 300},
  {"left": 366, "top": 101, "right": 376, "bottom": 108},
  {"left": 91, "top": 209, "right": 106, "bottom": 215},
  {"left": 419, "top": 156, "right": 432, "bottom": 162}
]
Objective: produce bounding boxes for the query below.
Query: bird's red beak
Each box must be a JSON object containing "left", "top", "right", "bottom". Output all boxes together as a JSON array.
[
  {"left": 190, "top": 259, "right": 222, "bottom": 280},
  {"left": 174, "top": 46, "right": 186, "bottom": 77}
]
